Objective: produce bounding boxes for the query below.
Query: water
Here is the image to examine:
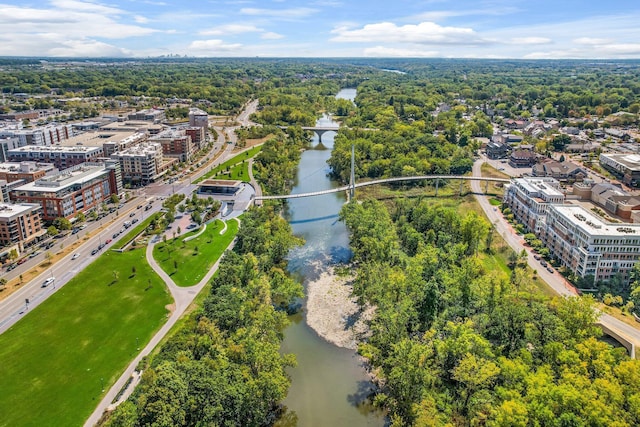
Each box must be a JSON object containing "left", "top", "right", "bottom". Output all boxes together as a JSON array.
[{"left": 278, "top": 89, "right": 385, "bottom": 427}]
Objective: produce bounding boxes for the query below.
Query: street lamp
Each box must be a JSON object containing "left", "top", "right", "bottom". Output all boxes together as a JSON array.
[
  {"left": 136, "top": 337, "right": 139, "bottom": 350},
  {"left": 100, "top": 377, "right": 104, "bottom": 392}
]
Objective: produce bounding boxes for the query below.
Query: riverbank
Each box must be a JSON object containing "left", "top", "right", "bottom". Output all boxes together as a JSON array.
[{"left": 305, "top": 263, "right": 374, "bottom": 350}]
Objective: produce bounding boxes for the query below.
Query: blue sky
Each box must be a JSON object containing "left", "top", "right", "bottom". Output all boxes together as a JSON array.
[{"left": 1, "top": 0, "right": 640, "bottom": 58}]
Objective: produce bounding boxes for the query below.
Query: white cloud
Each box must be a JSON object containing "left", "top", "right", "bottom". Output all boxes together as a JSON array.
[
  {"left": 573, "top": 37, "right": 613, "bottom": 45},
  {"left": 199, "top": 24, "right": 263, "bottom": 36},
  {"left": 331, "top": 21, "right": 483, "bottom": 45},
  {"left": 508, "top": 37, "right": 552, "bottom": 45},
  {"left": 240, "top": 7, "right": 319, "bottom": 19},
  {"left": 261, "top": 32, "right": 284, "bottom": 40},
  {"left": 411, "top": 6, "right": 519, "bottom": 22},
  {"left": 363, "top": 46, "right": 440, "bottom": 57},
  {"left": 187, "top": 39, "right": 243, "bottom": 53},
  {"left": 134, "top": 15, "right": 149, "bottom": 24}
]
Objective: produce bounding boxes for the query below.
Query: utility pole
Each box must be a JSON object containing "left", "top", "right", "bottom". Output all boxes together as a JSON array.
[{"left": 349, "top": 144, "right": 355, "bottom": 201}]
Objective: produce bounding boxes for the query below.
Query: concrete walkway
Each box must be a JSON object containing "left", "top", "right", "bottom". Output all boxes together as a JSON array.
[{"left": 84, "top": 235, "right": 236, "bottom": 426}]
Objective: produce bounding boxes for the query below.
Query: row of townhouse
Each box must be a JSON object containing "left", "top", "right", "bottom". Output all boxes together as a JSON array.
[{"left": 504, "top": 177, "right": 640, "bottom": 283}]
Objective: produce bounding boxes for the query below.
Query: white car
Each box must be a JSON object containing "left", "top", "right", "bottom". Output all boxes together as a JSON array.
[
  {"left": 42, "top": 277, "right": 55, "bottom": 287},
  {"left": 72, "top": 253, "right": 80, "bottom": 260}
]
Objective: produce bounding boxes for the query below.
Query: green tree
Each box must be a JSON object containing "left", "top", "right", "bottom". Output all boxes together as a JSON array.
[
  {"left": 47, "top": 225, "right": 59, "bottom": 236},
  {"left": 53, "top": 217, "right": 72, "bottom": 231}
]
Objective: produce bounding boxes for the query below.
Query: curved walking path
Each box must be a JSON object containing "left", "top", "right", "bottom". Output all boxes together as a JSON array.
[{"left": 84, "top": 235, "right": 236, "bottom": 426}]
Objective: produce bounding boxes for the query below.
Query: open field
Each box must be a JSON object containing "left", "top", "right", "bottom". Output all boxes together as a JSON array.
[
  {"left": 152, "top": 219, "right": 239, "bottom": 287},
  {"left": 0, "top": 248, "right": 172, "bottom": 427}
]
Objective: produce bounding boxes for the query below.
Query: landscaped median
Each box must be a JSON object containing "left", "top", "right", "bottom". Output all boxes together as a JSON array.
[
  {"left": 152, "top": 218, "right": 240, "bottom": 286},
  {"left": 113, "top": 212, "right": 163, "bottom": 251},
  {"left": 0, "top": 248, "right": 172, "bottom": 427}
]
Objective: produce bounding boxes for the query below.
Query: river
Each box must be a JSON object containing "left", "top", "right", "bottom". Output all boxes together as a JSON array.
[{"left": 277, "top": 88, "right": 385, "bottom": 427}]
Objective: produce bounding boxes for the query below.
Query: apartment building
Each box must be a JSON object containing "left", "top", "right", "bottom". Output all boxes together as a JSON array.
[
  {"left": 10, "top": 162, "right": 122, "bottom": 221},
  {"left": 111, "top": 142, "right": 172, "bottom": 185},
  {"left": 185, "top": 126, "right": 206, "bottom": 150},
  {"left": 149, "top": 129, "right": 196, "bottom": 162},
  {"left": 0, "top": 124, "right": 73, "bottom": 146},
  {"left": 541, "top": 204, "right": 640, "bottom": 282},
  {"left": 503, "top": 177, "right": 565, "bottom": 233},
  {"left": 7, "top": 145, "right": 103, "bottom": 170},
  {"left": 0, "top": 202, "right": 44, "bottom": 252}
]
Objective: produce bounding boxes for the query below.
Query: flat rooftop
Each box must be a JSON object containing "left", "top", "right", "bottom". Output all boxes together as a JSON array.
[
  {"left": 198, "top": 179, "right": 241, "bottom": 187},
  {"left": 59, "top": 130, "right": 143, "bottom": 148},
  {"left": 99, "top": 121, "right": 165, "bottom": 133},
  {"left": 513, "top": 177, "right": 564, "bottom": 198},
  {"left": 601, "top": 153, "right": 640, "bottom": 172},
  {"left": 0, "top": 202, "right": 40, "bottom": 219},
  {"left": 8, "top": 145, "right": 101, "bottom": 154},
  {"left": 552, "top": 204, "right": 640, "bottom": 237},
  {"left": 14, "top": 164, "right": 110, "bottom": 193},
  {"left": 0, "top": 162, "right": 55, "bottom": 173}
]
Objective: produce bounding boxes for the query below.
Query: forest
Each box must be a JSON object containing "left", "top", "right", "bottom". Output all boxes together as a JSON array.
[{"left": 341, "top": 198, "right": 640, "bottom": 427}]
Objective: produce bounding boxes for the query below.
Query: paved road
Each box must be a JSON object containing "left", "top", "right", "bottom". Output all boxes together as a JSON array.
[{"left": 471, "top": 159, "right": 640, "bottom": 352}]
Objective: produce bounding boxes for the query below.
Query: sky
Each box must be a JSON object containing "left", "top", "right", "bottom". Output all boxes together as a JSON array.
[{"left": 1, "top": 0, "right": 640, "bottom": 59}]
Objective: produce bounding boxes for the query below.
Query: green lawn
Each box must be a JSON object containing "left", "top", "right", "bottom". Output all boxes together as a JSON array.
[
  {"left": 210, "top": 161, "right": 250, "bottom": 182},
  {"left": 489, "top": 197, "right": 502, "bottom": 206},
  {"left": 195, "top": 146, "right": 262, "bottom": 183},
  {"left": 0, "top": 248, "right": 172, "bottom": 427},
  {"left": 152, "top": 219, "right": 239, "bottom": 287}
]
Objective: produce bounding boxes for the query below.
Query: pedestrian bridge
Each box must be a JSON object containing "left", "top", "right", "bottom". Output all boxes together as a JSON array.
[{"left": 254, "top": 175, "right": 509, "bottom": 201}]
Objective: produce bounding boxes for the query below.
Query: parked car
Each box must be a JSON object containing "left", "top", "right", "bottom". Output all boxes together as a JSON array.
[
  {"left": 533, "top": 254, "right": 541, "bottom": 260},
  {"left": 112, "top": 233, "right": 119, "bottom": 239},
  {"left": 106, "top": 239, "right": 112, "bottom": 244},
  {"left": 132, "top": 218, "right": 138, "bottom": 224},
  {"left": 6, "top": 264, "right": 16, "bottom": 271},
  {"left": 91, "top": 249, "right": 98, "bottom": 255},
  {"left": 129, "top": 212, "right": 136, "bottom": 218},
  {"left": 546, "top": 266, "right": 554, "bottom": 273},
  {"left": 540, "top": 260, "right": 547, "bottom": 267}
]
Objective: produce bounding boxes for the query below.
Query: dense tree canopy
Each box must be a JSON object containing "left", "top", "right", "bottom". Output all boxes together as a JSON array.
[{"left": 341, "top": 198, "right": 640, "bottom": 427}]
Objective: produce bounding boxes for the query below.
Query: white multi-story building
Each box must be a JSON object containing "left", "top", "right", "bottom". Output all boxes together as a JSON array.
[
  {"left": 541, "top": 204, "right": 640, "bottom": 282},
  {"left": 503, "top": 177, "right": 565, "bottom": 233},
  {"left": 7, "top": 145, "right": 103, "bottom": 170},
  {"left": 111, "top": 142, "right": 168, "bottom": 185},
  {"left": 0, "top": 124, "right": 73, "bottom": 146}
]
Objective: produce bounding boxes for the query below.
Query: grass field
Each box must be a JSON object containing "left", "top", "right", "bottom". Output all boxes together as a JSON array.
[
  {"left": 209, "top": 161, "right": 250, "bottom": 182},
  {"left": 194, "top": 146, "right": 262, "bottom": 183},
  {"left": 0, "top": 248, "right": 172, "bottom": 427},
  {"left": 152, "top": 218, "right": 239, "bottom": 287}
]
